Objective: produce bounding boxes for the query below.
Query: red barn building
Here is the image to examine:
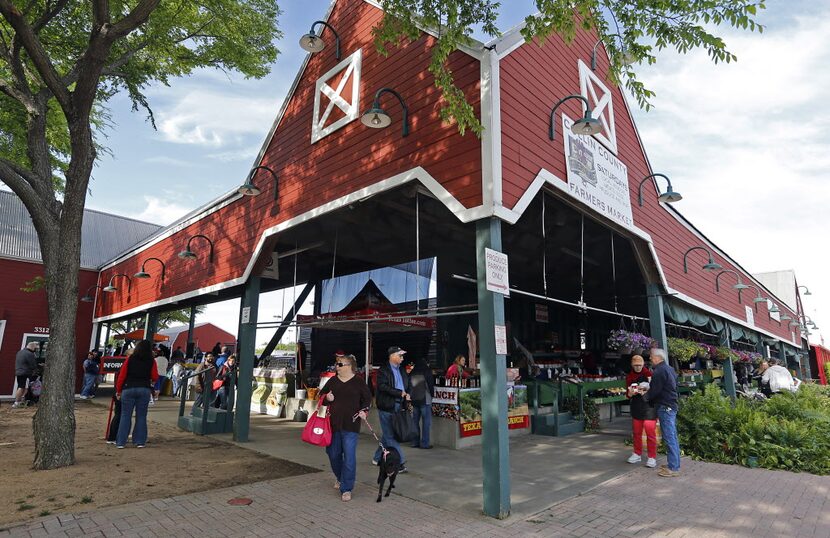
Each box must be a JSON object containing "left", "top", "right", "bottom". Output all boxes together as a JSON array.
[
  {"left": 87, "top": 0, "right": 812, "bottom": 516},
  {"left": 0, "top": 190, "right": 160, "bottom": 396}
]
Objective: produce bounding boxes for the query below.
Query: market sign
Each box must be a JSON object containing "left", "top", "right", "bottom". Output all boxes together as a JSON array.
[
  {"left": 102, "top": 357, "right": 126, "bottom": 372},
  {"left": 458, "top": 385, "right": 529, "bottom": 437},
  {"left": 535, "top": 304, "right": 549, "bottom": 323},
  {"left": 494, "top": 325, "right": 508, "bottom": 355},
  {"left": 432, "top": 386, "right": 458, "bottom": 405},
  {"left": 559, "top": 114, "right": 633, "bottom": 231},
  {"left": 485, "top": 248, "right": 510, "bottom": 296}
]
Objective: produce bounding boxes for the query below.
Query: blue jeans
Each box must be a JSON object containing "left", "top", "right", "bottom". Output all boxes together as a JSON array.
[
  {"left": 410, "top": 403, "right": 432, "bottom": 448},
  {"left": 81, "top": 373, "right": 97, "bottom": 397},
  {"left": 658, "top": 404, "right": 680, "bottom": 471},
  {"left": 155, "top": 375, "right": 167, "bottom": 393},
  {"left": 326, "top": 431, "right": 359, "bottom": 493},
  {"left": 117, "top": 387, "right": 151, "bottom": 446},
  {"left": 373, "top": 403, "right": 405, "bottom": 464}
]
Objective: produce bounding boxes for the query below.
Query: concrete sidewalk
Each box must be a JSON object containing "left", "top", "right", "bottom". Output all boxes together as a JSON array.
[
  {"left": 5, "top": 458, "right": 828, "bottom": 537},
  {"left": 145, "top": 399, "right": 637, "bottom": 518}
]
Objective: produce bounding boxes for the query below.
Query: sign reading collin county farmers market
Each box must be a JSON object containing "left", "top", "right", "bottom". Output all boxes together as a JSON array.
[
  {"left": 458, "top": 385, "right": 529, "bottom": 437},
  {"left": 559, "top": 114, "right": 633, "bottom": 231}
]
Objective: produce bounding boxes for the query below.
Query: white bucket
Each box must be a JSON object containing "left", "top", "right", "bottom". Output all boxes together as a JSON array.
[{"left": 295, "top": 389, "right": 307, "bottom": 400}]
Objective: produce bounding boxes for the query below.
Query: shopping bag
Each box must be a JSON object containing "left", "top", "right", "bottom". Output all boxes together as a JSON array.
[
  {"left": 211, "top": 379, "right": 224, "bottom": 391},
  {"left": 301, "top": 397, "right": 332, "bottom": 447},
  {"left": 392, "top": 403, "right": 416, "bottom": 443}
]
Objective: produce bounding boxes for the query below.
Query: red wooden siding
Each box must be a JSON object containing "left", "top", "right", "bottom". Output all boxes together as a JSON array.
[
  {"left": 96, "top": 0, "right": 482, "bottom": 319},
  {"left": 0, "top": 258, "right": 97, "bottom": 393},
  {"left": 499, "top": 34, "right": 797, "bottom": 342}
]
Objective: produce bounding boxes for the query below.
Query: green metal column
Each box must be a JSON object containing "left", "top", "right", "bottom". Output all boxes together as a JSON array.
[
  {"left": 475, "top": 218, "right": 510, "bottom": 519},
  {"left": 143, "top": 312, "right": 159, "bottom": 342},
  {"left": 647, "top": 282, "right": 669, "bottom": 350},
  {"left": 719, "top": 325, "right": 736, "bottom": 401},
  {"left": 186, "top": 306, "right": 197, "bottom": 358},
  {"left": 234, "top": 276, "right": 260, "bottom": 442}
]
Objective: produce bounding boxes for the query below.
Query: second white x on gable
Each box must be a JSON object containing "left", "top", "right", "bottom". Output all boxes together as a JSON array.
[
  {"left": 311, "top": 49, "right": 363, "bottom": 143},
  {"left": 578, "top": 59, "right": 617, "bottom": 154}
]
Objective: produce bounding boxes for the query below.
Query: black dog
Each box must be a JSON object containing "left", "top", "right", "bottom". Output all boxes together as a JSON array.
[{"left": 376, "top": 447, "right": 402, "bottom": 502}]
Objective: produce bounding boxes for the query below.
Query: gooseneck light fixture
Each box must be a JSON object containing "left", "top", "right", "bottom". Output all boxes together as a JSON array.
[
  {"left": 682, "top": 246, "right": 722, "bottom": 274},
  {"left": 637, "top": 173, "right": 682, "bottom": 206},
  {"left": 590, "top": 34, "right": 636, "bottom": 71},
  {"left": 549, "top": 95, "right": 602, "bottom": 141},
  {"left": 103, "top": 274, "right": 132, "bottom": 293},
  {"left": 179, "top": 234, "right": 214, "bottom": 263},
  {"left": 361, "top": 88, "right": 410, "bottom": 137},
  {"left": 134, "top": 257, "right": 166, "bottom": 282},
  {"left": 714, "top": 269, "right": 750, "bottom": 303},
  {"left": 743, "top": 285, "right": 769, "bottom": 313},
  {"left": 80, "top": 284, "right": 104, "bottom": 303},
  {"left": 299, "top": 20, "right": 341, "bottom": 61},
  {"left": 798, "top": 285, "right": 812, "bottom": 296},
  {"left": 238, "top": 165, "right": 279, "bottom": 200}
]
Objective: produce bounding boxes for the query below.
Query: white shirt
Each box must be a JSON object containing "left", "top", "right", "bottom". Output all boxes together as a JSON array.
[
  {"left": 762, "top": 365, "right": 795, "bottom": 393},
  {"left": 155, "top": 355, "right": 169, "bottom": 376}
]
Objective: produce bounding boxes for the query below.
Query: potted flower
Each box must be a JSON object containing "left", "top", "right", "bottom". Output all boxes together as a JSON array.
[
  {"left": 631, "top": 332, "right": 656, "bottom": 356},
  {"left": 667, "top": 337, "right": 700, "bottom": 366},
  {"left": 715, "top": 346, "right": 739, "bottom": 364},
  {"left": 607, "top": 330, "right": 634, "bottom": 354}
]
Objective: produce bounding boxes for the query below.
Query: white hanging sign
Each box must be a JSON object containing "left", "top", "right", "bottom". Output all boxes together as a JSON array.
[
  {"left": 261, "top": 252, "right": 279, "bottom": 280},
  {"left": 745, "top": 305, "right": 755, "bottom": 326},
  {"left": 559, "top": 114, "right": 633, "bottom": 231},
  {"left": 495, "top": 325, "right": 508, "bottom": 355},
  {"left": 241, "top": 306, "right": 251, "bottom": 324},
  {"left": 485, "top": 248, "right": 510, "bottom": 296}
]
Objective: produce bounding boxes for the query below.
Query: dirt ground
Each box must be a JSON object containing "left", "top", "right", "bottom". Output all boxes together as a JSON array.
[{"left": 0, "top": 399, "right": 318, "bottom": 528}]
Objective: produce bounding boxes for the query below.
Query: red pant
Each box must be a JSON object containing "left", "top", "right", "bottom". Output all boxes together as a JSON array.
[{"left": 632, "top": 418, "right": 657, "bottom": 459}]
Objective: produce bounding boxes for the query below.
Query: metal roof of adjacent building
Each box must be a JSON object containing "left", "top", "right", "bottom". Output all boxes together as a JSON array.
[{"left": 0, "top": 189, "right": 162, "bottom": 270}]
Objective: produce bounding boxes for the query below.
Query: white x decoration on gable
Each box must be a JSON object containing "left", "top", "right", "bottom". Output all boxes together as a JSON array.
[
  {"left": 578, "top": 59, "right": 617, "bottom": 154},
  {"left": 311, "top": 49, "right": 362, "bottom": 143}
]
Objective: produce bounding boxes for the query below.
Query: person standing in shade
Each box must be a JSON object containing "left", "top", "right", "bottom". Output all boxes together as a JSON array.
[
  {"left": 13, "top": 342, "right": 38, "bottom": 408},
  {"left": 625, "top": 355, "right": 657, "bottom": 468},
  {"left": 642, "top": 348, "right": 680, "bottom": 477},
  {"left": 446, "top": 354, "right": 469, "bottom": 379},
  {"left": 321, "top": 354, "right": 371, "bottom": 502},
  {"left": 373, "top": 346, "right": 411, "bottom": 472},
  {"left": 154, "top": 348, "right": 169, "bottom": 402},
  {"left": 115, "top": 340, "right": 159, "bottom": 448},
  {"left": 408, "top": 357, "right": 434, "bottom": 449},
  {"left": 190, "top": 354, "right": 215, "bottom": 414},
  {"left": 80, "top": 351, "right": 100, "bottom": 399}
]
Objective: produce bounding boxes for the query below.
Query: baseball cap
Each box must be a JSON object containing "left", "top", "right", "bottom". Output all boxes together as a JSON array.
[
  {"left": 387, "top": 346, "right": 407, "bottom": 356},
  {"left": 335, "top": 350, "right": 346, "bottom": 357}
]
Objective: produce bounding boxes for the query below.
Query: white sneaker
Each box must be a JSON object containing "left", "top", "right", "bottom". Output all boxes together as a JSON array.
[
  {"left": 646, "top": 458, "right": 657, "bottom": 468},
  {"left": 148, "top": 398, "right": 155, "bottom": 406},
  {"left": 627, "top": 453, "right": 642, "bottom": 464},
  {"left": 12, "top": 402, "right": 22, "bottom": 408}
]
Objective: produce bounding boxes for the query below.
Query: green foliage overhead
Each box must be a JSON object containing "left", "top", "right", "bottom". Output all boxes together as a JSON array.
[
  {"left": 375, "top": 0, "right": 765, "bottom": 136},
  {"left": 678, "top": 384, "right": 830, "bottom": 474}
]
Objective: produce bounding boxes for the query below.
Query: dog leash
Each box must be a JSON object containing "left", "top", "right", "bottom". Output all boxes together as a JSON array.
[{"left": 353, "top": 408, "right": 389, "bottom": 460}]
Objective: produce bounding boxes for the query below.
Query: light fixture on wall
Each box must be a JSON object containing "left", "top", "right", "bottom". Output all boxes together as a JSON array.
[
  {"left": 238, "top": 165, "right": 279, "bottom": 200},
  {"left": 637, "top": 173, "right": 682, "bottom": 206},
  {"left": 590, "top": 34, "right": 636, "bottom": 71},
  {"left": 103, "top": 274, "right": 132, "bottom": 293},
  {"left": 80, "top": 285, "right": 104, "bottom": 302},
  {"left": 178, "top": 234, "right": 214, "bottom": 263},
  {"left": 714, "top": 269, "right": 750, "bottom": 303},
  {"left": 549, "top": 95, "right": 602, "bottom": 140},
  {"left": 134, "top": 257, "right": 166, "bottom": 282},
  {"left": 797, "top": 285, "right": 811, "bottom": 296},
  {"left": 361, "top": 88, "right": 410, "bottom": 137},
  {"left": 780, "top": 314, "right": 792, "bottom": 321},
  {"left": 682, "top": 246, "right": 722, "bottom": 274},
  {"left": 299, "top": 20, "right": 341, "bottom": 60}
]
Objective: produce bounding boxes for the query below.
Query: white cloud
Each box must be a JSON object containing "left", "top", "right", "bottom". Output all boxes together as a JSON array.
[
  {"left": 207, "top": 148, "right": 260, "bottom": 163},
  {"left": 133, "top": 195, "right": 192, "bottom": 226},
  {"left": 630, "top": 7, "right": 830, "bottom": 349},
  {"left": 144, "top": 156, "right": 195, "bottom": 167}
]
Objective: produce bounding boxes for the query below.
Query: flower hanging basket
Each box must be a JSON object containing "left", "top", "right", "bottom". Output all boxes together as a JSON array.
[{"left": 619, "top": 345, "right": 633, "bottom": 355}]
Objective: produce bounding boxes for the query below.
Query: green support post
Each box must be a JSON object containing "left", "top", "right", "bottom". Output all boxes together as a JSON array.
[
  {"left": 475, "top": 218, "right": 510, "bottom": 519},
  {"left": 720, "top": 326, "right": 736, "bottom": 401},
  {"left": 647, "top": 283, "right": 673, "bottom": 369},
  {"left": 186, "top": 306, "right": 197, "bottom": 358},
  {"left": 234, "top": 276, "right": 260, "bottom": 442},
  {"left": 143, "top": 311, "right": 158, "bottom": 342}
]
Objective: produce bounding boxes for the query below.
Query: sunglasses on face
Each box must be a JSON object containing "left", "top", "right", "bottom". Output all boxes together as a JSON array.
[{"left": 335, "top": 362, "right": 348, "bottom": 367}]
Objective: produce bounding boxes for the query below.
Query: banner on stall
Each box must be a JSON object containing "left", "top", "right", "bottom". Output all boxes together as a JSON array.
[
  {"left": 560, "top": 114, "right": 633, "bottom": 231},
  {"left": 251, "top": 367, "right": 288, "bottom": 416},
  {"left": 458, "top": 385, "right": 529, "bottom": 437}
]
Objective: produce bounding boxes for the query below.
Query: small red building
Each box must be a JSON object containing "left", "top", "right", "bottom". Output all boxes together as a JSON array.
[
  {"left": 157, "top": 322, "right": 236, "bottom": 355},
  {"left": 0, "top": 190, "right": 160, "bottom": 395}
]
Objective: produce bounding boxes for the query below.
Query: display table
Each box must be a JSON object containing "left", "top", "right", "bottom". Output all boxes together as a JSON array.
[{"left": 251, "top": 368, "right": 296, "bottom": 416}]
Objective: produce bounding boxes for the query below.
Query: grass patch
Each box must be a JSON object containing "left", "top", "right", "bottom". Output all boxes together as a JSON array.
[
  {"left": 17, "top": 504, "right": 35, "bottom": 512},
  {"left": 38, "top": 511, "right": 51, "bottom": 517},
  {"left": 80, "top": 497, "right": 93, "bottom": 504}
]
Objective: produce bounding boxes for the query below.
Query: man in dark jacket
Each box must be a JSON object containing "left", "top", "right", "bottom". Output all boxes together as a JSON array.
[
  {"left": 408, "top": 357, "right": 435, "bottom": 449},
  {"left": 373, "top": 346, "right": 412, "bottom": 471},
  {"left": 14, "top": 342, "right": 39, "bottom": 408},
  {"left": 642, "top": 348, "right": 680, "bottom": 477}
]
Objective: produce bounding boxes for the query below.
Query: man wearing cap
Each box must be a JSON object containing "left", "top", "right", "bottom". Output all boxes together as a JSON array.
[{"left": 373, "top": 346, "right": 412, "bottom": 472}]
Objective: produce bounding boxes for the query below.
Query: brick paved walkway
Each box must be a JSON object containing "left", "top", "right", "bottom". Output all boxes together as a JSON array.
[{"left": 3, "top": 458, "right": 828, "bottom": 537}]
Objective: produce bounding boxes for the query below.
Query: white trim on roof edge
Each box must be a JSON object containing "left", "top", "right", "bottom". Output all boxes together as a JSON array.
[{"left": 94, "top": 166, "right": 492, "bottom": 322}]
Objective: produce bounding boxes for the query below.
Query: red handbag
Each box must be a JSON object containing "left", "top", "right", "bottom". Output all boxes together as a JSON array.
[{"left": 301, "top": 397, "right": 332, "bottom": 447}]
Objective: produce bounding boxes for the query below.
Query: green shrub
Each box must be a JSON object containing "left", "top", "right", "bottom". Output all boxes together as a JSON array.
[{"left": 678, "top": 384, "right": 830, "bottom": 474}]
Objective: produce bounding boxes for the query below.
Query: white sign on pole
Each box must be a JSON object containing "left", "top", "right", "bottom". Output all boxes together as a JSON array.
[
  {"left": 745, "top": 305, "right": 754, "bottom": 326},
  {"left": 560, "top": 114, "right": 633, "bottom": 231},
  {"left": 241, "top": 306, "right": 251, "bottom": 324},
  {"left": 495, "top": 325, "right": 508, "bottom": 355},
  {"left": 485, "top": 248, "right": 510, "bottom": 296},
  {"left": 534, "top": 304, "right": 549, "bottom": 323}
]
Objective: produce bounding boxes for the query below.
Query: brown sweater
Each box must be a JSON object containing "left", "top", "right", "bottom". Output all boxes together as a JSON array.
[{"left": 321, "top": 375, "right": 372, "bottom": 433}]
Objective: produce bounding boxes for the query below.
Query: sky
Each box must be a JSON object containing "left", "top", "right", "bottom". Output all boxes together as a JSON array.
[{"left": 70, "top": 0, "right": 828, "bottom": 347}]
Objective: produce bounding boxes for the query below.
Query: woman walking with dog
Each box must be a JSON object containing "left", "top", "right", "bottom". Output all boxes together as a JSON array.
[{"left": 321, "top": 354, "right": 371, "bottom": 502}]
